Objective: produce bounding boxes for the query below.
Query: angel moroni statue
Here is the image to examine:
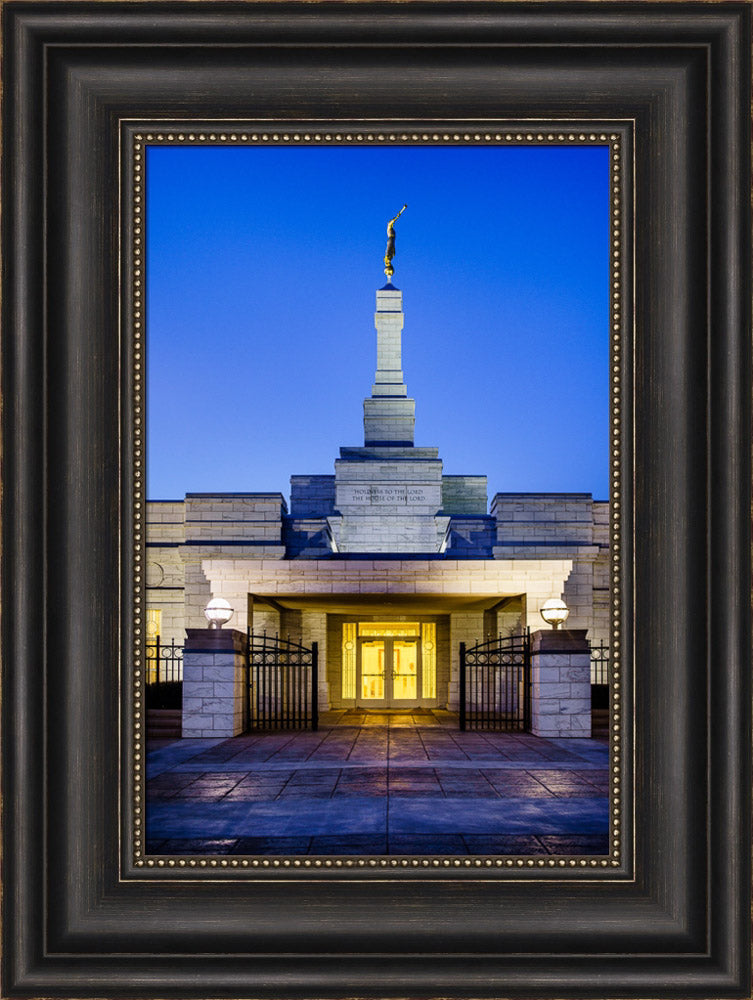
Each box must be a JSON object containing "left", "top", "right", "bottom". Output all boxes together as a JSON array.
[{"left": 383, "top": 204, "right": 407, "bottom": 280}]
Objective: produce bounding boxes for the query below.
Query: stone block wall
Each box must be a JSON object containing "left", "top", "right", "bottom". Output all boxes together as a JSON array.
[
  {"left": 249, "top": 602, "right": 280, "bottom": 638},
  {"left": 283, "top": 518, "right": 334, "bottom": 558},
  {"left": 489, "top": 596, "right": 527, "bottom": 637},
  {"left": 184, "top": 493, "right": 287, "bottom": 549},
  {"left": 444, "top": 517, "right": 496, "bottom": 557},
  {"left": 449, "top": 612, "right": 485, "bottom": 710},
  {"left": 183, "top": 559, "right": 214, "bottom": 639},
  {"left": 330, "top": 454, "right": 450, "bottom": 554},
  {"left": 490, "top": 493, "right": 610, "bottom": 638},
  {"left": 300, "top": 611, "right": 330, "bottom": 710},
  {"left": 491, "top": 493, "right": 595, "bottom": 548},
  {"left": 289, "top": 475, "right": 336, "bottom": 517},
  {"left": 363, "top": 396, "right": 416, "bottom": 445},
  {"left": 442, "top": 476, "right": 488, "bottom": 516},
  {"left": 146, "top": 501, "right": 187, "bottom": 645}
]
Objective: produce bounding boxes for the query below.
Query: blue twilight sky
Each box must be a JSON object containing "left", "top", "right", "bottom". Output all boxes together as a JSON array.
[{"left": 146, "top": 144, "right": 610, "bottom": 502}]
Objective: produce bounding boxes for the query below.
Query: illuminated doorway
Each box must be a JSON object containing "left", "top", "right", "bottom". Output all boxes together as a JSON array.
[{"left": 342, "top": 622, "right": 437, "bottom": 708}]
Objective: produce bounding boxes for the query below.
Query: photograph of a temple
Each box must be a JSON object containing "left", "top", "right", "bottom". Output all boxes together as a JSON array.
[{"left": 143, "top": 142, "right": 614, "bottom": 857}]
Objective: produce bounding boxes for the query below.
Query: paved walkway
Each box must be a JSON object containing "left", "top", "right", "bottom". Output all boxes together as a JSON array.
[{"left": 146, "top": 711, "right": 609, "bottom": 856}]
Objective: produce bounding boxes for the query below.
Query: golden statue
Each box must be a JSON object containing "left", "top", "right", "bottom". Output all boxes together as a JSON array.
[{"left": 383, "top": 204, "right": 407, "bottom": 280}]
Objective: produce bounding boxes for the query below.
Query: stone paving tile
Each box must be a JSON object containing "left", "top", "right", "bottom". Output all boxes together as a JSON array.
[
  {"left": 182, "top": 778, "right": 246, "bottom": 793},
  {"left": 278, "top": 788, "right": 334, "bottom": 798},
  {"left": 168, "top": 790, "right": 226, "bottom": 802},
  {"left": 581, "top": 769, "right": 610, "bottom": 786},
  {"left": 147, "top": 797, "right": 388, "bottom": 839},
  {"left": 390, "top": 787, "right": 444, "bottom": 798},
  {"left": 388, "top": 768, "right": 442, "bottom": 796},
  {"left": 287, "top": 767, "right": 338, "bottom": 781},
  {"left": 334, "top": 768, "right": 388, "bottom": 796},
  {"left": 538, "top": 834, "right": 609, "bottom": 855},
  {"left": 438, "top": 778, "right": 498, "bottom": 798},
  {"left": 463, "top": 835, "right": 550, "bottom": 855},
  {"left": 389, "top": 834, "right": 469, "bottom": 854},
  {"left": 349, "top": 734, "right": 389, "bottom": 762},
  {"left": 148, "top": 772, "right": 204, "bottom": 789},
  {"left": 147, "top": 743, "right": 226, "bottom": 778},
  {"left": 481, "top": 771, "right": 556, "bottom": 798},
  {"left": 530, "top": 771, "right": 601, "bottom": 796},
  {"left": 310, "top": 835, "right": 388, "bottom": 854},
  {"left": 388, "top": 797, "right": 609, "bottom": 836},
  {"left": 234, "top": 777, "right": 291, "bottom": 790},
  {"left": 147, "top": 787, "right": 179, "bottom": 800},
  {"left": 222, "top": 788, "right": 283, "bottom": 802},
  {"left": 230, "top": 837, "right": 311, "bottom": 854},
  {"left": 153, "top": 838, "right": 239, "bottom": 854},
  {"left": 220, "top": 779, "right": 290, "bottom": 801},
  {"left": 334, "top": 786, "right": 387, "bottom": 798}
]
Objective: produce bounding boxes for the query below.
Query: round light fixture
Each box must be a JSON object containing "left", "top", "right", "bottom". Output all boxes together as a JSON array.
[
  {"left": 540, "top": 598, "right": 570, "bottom": 630},
  {"left": 203, "top": 597, "right": 234, "bottom": 629}
]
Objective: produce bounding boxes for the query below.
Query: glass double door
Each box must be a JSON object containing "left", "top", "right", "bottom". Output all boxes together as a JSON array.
[{"left": 359, "top": 636, "right": 419, "bottom": 707}]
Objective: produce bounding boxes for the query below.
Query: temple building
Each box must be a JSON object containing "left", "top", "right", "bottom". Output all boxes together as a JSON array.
[{"left": 146, "top": 269, "right": 609, "bottom": 715}]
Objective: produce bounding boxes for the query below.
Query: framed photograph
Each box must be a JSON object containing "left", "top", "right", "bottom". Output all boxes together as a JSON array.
[{"left": 3, "top": 3, "right": 750, "bottom": 999}]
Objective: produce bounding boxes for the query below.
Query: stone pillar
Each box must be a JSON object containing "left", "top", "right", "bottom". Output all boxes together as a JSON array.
[
  {"left": 182, "top": 628, "right": 247, "bottom": 738},
  {"left": 530, "top": 629, "right": 592, "bottom": 738}
]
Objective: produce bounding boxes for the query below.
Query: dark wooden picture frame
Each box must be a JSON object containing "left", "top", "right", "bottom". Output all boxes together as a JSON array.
[{"left": 2, "top": 3, "right": 751, "bottom": 997}]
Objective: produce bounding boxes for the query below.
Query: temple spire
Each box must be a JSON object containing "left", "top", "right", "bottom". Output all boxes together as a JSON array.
[{"left": 363, "top": 284, "right": 415, "bottom": 447}]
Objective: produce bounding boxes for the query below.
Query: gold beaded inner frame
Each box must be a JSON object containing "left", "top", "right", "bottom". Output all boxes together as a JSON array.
[{"left": 125, "top": 121, "right": 630, "bottom": 878}]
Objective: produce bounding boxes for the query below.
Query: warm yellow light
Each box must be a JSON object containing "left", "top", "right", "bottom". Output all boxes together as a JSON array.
[{"left": 359, "top": 622, "right": 420, "bottom": 638}]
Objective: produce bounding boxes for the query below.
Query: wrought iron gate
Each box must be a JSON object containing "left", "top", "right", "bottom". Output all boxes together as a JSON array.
[
  {"left": 246, "top": 632, "right": 318, "bottom": 731},
  {"left": 459, "top": 630, "right": 531, "bottom": 731}
]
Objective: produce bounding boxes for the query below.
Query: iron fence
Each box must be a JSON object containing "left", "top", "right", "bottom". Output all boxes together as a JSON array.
[
  {"left": 246, "top": 632, "right": 318, "bottom": 731},
  {"left": 590, "top": 641, "right": 610, "bottom": 685},
  {"left": 145, "top": 637, "right": 183, "bottom": 709},
  {"left": 459, "top": 630, "right": 531, "bottom": 731},
  {"left": 590, "top": 641, "right": 610, "bottom": 711}
]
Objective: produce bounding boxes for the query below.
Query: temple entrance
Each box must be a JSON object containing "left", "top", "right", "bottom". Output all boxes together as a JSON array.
[
  {"left": 342, "top": 621, "right": 437, "bottom": 708},
  {"left": 360, "top": 637, "right": 419, "bottom": 706}
]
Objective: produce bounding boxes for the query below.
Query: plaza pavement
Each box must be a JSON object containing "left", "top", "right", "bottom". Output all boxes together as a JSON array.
[{"left": 146, "top": 709, "right": 610, "bottom": 856}]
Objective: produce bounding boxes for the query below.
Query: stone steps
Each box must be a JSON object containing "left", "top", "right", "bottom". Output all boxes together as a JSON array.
[{"left": 147, "top": 709, "right": 182, "bottom": 739}]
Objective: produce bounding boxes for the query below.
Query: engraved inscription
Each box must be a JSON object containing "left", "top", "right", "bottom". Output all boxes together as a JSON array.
[{"left": 338, "top": 485, "right": 434, "bottom": 507}]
